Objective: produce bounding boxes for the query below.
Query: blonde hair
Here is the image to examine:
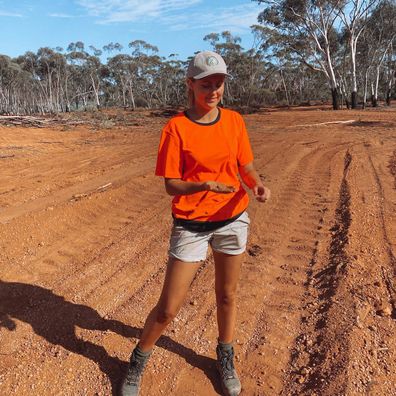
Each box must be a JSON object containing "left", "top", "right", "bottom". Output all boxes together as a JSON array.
[{"left": 186, "top": 78, "right": 195, "bottom": 108}]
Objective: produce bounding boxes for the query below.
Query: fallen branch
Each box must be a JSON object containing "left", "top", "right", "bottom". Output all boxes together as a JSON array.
[
  {"left": 70, "top": 182, "right": 113, "bottom": 202},
  {"left": 295, "top": 120, "right": 356, "bottom": 127},
  {"left": 96, "top": 182, "right": 112, "bottom": 192},
  {"left": 0, "top": 115, "right": 92, "bottom": 128}
]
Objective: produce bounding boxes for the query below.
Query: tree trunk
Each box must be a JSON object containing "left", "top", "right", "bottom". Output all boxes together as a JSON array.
[
  {"left": 339, "top": 77, "right": 349, "bottom": 109},
  {"left": 280, "top": 69, "right": 290, "bottom": 107},
  {"left": 371, "top": 82, "right": 377, "bottom": 107},
  {"left": 373, "top": 66, "right": 380, "bottom": 107},
  {"left": 90, "top": 75, "right": 100, "bottom": 110},
  {"left": 362, "top": 69, "right": 369, "bottom": 109},
  {"left": 331, "top": 88, "right": 340, "bottom": 110},
  {"left": 351, "top": 91, "right": 357, "bottom": 109},
  {"left": 385, "top": 70, "right": 394, "bottom": 106},
  {"left": 128, "top": 81, "right": 136, "bottom": 110},
  {"left": 350, "top": 37, "right": 358, "bottom": 109}
]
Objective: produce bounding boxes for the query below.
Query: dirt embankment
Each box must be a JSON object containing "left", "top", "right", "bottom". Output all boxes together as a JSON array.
[{"left": 0, "top": 107, "right": 395, "bottom": 395}]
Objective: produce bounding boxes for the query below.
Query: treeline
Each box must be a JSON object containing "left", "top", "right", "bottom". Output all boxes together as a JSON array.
[{"left": 0, "top": 0, "right": 395, "bottom": 114}]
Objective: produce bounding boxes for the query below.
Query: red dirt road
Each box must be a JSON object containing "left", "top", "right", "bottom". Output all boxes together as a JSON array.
[{"left": 1, "top": 108, "right": 396, "bottom": 395}]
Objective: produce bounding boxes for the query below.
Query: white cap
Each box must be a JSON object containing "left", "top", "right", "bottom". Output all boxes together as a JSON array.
[{"left": 187, "top": 51, "right": 230, "bottom": 79}]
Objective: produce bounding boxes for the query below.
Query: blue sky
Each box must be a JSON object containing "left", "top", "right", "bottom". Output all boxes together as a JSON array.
[{"left": 0, "top": 0, "right": 263, "bottom": 61}]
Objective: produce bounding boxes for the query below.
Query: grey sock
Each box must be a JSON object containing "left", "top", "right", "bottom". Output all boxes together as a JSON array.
[
  {"left": 218, "top": 340, "right": 233, "bottom": 351},
  {"left": 134, "top": 345, "right": 152, "bottom": 359}
]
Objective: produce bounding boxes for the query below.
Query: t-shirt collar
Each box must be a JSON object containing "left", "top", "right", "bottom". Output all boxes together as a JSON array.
[{"left": 184, "top": 107, "right": 221, "bottom": 126}]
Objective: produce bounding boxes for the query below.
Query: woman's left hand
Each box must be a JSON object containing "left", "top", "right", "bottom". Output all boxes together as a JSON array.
[{"left": 253, "top": 185, "right": 271, "bottom": 203}]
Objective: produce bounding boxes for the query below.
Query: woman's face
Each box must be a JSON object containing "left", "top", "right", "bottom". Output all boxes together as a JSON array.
[{"left": 188, "top": 74, "right": 225, "bottom": 111}]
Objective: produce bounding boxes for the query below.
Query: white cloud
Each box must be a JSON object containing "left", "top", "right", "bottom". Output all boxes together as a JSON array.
[
  {"left": 77, "top": 0, "right": 202, "bottom": 23},
  {"left": 48, "top": 13, "right": 76, "bottom": 18},
  {"left": 165, "top": 4, "right": 261, "bottom": 33},
  {"left": 0, "top": 10, "right": 23, "bottom": 17}
]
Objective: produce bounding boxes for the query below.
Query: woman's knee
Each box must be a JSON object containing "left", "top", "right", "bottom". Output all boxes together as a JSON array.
[
  {"left": 216, "top": 291, "right": 237, "bottom": 307},
  {"left": 155, "top": 307, "right": 177, "bottom": 324}
]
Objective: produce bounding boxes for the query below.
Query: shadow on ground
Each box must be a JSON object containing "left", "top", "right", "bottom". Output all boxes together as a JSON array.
[{"left": 0, "top": 280, "right": 222, "bottom": 395}]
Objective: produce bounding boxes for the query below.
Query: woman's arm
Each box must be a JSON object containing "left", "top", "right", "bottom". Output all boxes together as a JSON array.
[
  {"left": 164, "top": 178, "right": 235, "bottom": 196},
  {"left": 239, "top": 162, "right": 271, "bottom": 203}
]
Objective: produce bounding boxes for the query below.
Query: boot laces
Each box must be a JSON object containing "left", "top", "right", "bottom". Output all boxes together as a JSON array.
[{"left": 219, "top": 349, "right": 235, "bottom": 379}]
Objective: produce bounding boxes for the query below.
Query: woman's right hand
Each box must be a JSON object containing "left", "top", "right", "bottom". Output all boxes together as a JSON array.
[{"left": 204, "top": 181, "right": 235, "bottom": 193}]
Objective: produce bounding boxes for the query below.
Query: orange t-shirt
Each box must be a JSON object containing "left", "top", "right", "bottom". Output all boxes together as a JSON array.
[{"left": 155, "top": 108, "right": 254, "bottom": 221}]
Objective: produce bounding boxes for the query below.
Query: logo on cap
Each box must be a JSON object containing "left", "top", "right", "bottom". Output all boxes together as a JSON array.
[{"left": 206, "top": 56, "right": 219, "bottom": 67}]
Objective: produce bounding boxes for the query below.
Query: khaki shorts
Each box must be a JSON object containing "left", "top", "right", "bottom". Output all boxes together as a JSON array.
[{"left": 169, "top": 211, "right": 250, "bottom": 262}]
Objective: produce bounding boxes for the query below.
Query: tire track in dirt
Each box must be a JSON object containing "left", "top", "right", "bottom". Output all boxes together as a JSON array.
[
  {"left": 282, "top": 150, "right": 353, "bottom": 396},
  {"left": 283, "top": 142, "right": 396, "bottom": 396},
  {"left": 0, "top": 126, "right": 159, "bottom": 213},
  {"left": 340, "top": 144, "right": 396, "bottom": 396},
  {"left": 366, "top": 150, "right": 396, "bottom": 297},
  {"left": 237, "top": 144, "right": 348, "bottom": 395},
  {"left": 54, "top": 188, "right": 171, "bottom": 302}
]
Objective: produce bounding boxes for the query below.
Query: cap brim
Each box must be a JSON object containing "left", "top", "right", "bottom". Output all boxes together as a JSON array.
[{"left": 192, "top": 71, "right": 231, "bottom": 80}]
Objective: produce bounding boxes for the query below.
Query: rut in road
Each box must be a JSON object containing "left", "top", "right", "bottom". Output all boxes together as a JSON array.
[{"left": 283, "top": 143, "right": 396, "bottom": 396}]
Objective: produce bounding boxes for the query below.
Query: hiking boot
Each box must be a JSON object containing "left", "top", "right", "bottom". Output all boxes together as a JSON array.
[
  {"left": 120, "top": 346, "right": 152, "bottom": 396},
  {"left": 216, "top": 343, "right": 241, "bottom": 396}
]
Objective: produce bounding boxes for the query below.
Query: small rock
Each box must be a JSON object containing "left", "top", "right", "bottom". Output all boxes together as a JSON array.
[
  {"left": 247, "top": 244, "right": 263, "bottom": 257},
  {"left": 377, "top": 305, "right": 392, "bottom": 317},
  {"left": 190, "top": 300, "right": 198, "bottom": 306},
  {"left": 300, "top": 367, "right": 310, "bottom": 375},
  {"left": 296, "top": 375, "right": 305, "bottom": 384},
  {"left": 368, "top": 325, "right": 377, "bottom": 331}
]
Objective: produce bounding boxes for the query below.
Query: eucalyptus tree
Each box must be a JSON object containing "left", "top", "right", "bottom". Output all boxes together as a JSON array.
[
  {"left": 34, "top": 47, "right": 69, "bottom": 112},
  {"left": 66, "top": 42, "right": 106, "bottom": 109},
  {"left": 358, "top": 0, "right": 396, "bottom": 106},
  {"left": 103, "top": 42, "right": 123, "bottom": 55},
  {"left": 385, "top": 42, "right": 395, "bottom": 105},
  {"left": 13, "top": 51, "right": 41, "bottom": 112},
  {"left": 154, "top": 55, "right": 185, "bottom": 106},
  {"left": 337, "top": 0, "right": 379, "bottom": 108},
  {"left": 128, "top": 40, "right": 161, "bottom": 108},
  {"left": 255, "top": 0, "right": 343, "bottom": 109},
  {"left": 0, "top": 55, "right": 23, "bottom": 113},
  {"left": 250, "top": 24, "right": 332, "bottom": 106},
  {"left": 66, "top": 43, "right": 91, "bottom": 109},
  {"left": 107, "top": 54, "right": 136, "bottom": 108}
]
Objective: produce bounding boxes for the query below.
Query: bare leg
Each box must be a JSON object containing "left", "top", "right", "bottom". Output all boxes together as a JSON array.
[
  {"left": 138, "top": 258, "right": 201, "bottom": 352},
  {"left": 213, "top": 251, "right": 243, "bottom": 344}
]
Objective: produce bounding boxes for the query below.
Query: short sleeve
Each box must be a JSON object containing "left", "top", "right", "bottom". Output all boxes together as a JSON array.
[
  {"left": 236, "top": 114, "right": 254, "bottom": 166},
  {"left": 155, "top": 123, "right": 183, "bottom": 178}
]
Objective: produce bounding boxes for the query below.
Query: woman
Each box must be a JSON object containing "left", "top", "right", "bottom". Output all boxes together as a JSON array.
[{"left": 120, "top": 51, "right": 270, "bottom": 396}]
